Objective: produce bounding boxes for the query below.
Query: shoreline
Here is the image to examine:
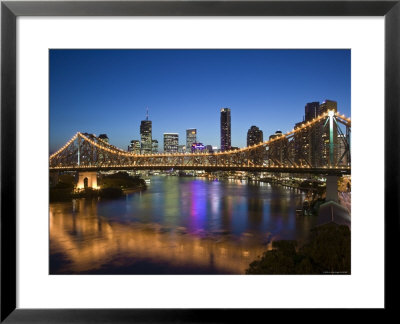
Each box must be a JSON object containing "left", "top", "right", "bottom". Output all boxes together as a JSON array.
[{"left": 49, "top": 185, "right": 147, "bottom": 202}]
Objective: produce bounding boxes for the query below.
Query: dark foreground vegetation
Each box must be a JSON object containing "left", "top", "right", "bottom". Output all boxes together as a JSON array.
[
  {"left": 50, "top": 172, "right": 146, "bottom": 202},
  {"left": 99, "top": 172, "right": 146, "bottom": 189},
  {"left": 49, "top": 174, "right": 75, "bottom": 201},
  {"left": 246, "top": 223, "right": 350, "bottom": 274}
]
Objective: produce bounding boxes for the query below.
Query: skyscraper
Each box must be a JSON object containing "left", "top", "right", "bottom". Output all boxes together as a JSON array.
[
  {"left": 128, "top": 140, "right": 141, "bottom": 153},
  {"left": 98, "top": 134, "right": 109, "bottom": 143},
  {"left": 299, "top": 100, "right": 339, "bottom": 167},
  {"left": 294, "top": 121, "right": 311, "bottom": 166},
  {"left": 247, "top": 125, "right": 263, "bottom": 147},
  {"left": 304, "top": 102, "right": 319, "bottom": 121},
  {"left": 152, "top": 139, "right": 158, "bottom": 153},
  {"left": 337, "top": 134, "right": 349, "bottom": 166},
  {"left": 318, "top": 99, "right": 337, "bottom": 115},
  {"left": 163, "top": 133, "right": 179, "bottom": 153},
  {"left": 303, "top": 102, "right": 320, "bottom": 167},
  {"left": 268, "top": 131, "right": 286, "bottom": 165},
  {"left": 140, "top": 108, "right": 152, "bottom": 154},
  {"left": 220, "top": 108, "right": 231, "bottom": 152},
  {"left": 186, "top": 129, "right": 197, "bottom": 150},
  {"left": 269, "top": 130, "right": 283, "bottom": 141}
]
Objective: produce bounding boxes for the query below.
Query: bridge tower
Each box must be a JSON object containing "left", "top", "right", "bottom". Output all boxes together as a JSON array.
[
  {"left": 76, "top": 172, "right": 98, "bottom": 189},
  {"left": 328, "top": 110, "right": 335, "bottom": 167},
  {"left": 325, "top": 175, "right": 338, "bottom": 203}
]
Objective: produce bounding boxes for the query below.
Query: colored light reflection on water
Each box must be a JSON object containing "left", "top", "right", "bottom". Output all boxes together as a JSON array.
[{"left": 50, "top": 176, "right": 316, "bottom": 274}]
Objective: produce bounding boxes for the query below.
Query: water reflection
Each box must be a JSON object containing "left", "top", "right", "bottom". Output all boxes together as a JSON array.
[{"left": 50, "top": 176, "right": 316, "bottom": 274}]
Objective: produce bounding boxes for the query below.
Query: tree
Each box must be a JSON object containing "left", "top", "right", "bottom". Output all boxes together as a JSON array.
[
  {"left": 100, "top": 172, "right": 146, "bottom": 189},
  {"left": 246, "top": 241, "right": 298, "bottom": 274},
  {"left": 246, "top": 223, "right": 350, "bottom": 274},
  {"left": 300, "top": 223, "right": 350, "bottom": 274}
]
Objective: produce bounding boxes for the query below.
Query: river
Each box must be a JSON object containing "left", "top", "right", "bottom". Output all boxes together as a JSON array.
[{"left": 50, "top": 176, "right": 319, "bottom": 274}]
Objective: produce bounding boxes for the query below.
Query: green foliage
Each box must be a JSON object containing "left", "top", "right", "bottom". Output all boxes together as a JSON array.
[
  {"left": 53, "top": 174, "right": 75, "bottom": 189},
  {"left": 59, "top": 174, "right": 75, "bottom": 186},
  {"left": 50, "top": 174, "right": 76, "bottom": 201},
  {"left": 247, "top": 249, "right": 296, "bottom": 274},
  {"left": 272, "top": 240, "right": 297, "bottom": 253},
  {"left": 300, "top": 181, "right": 320, "bottom": 189},
  {"left": 100, "top": 172, "right": 146, "bottom": 189},
  {"left": 246, "top": 223, "right": 351, "bottom": 275},
  {"left": 302, "top": 223, "right": 351, "bottom": 274},
  {"left": 73, "top": 188, "right": 99, "bottom": 199},
  {"left": 71, "top": 187, "right": 123, "bottom": 199},
  {"left": 53, "top": 182, "right": 73, "bottom": 189}
]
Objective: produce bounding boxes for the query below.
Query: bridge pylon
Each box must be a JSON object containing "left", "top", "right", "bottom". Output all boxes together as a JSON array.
[
  {"left": 76, "top": 171, "right": 98, "bottom": 189},
  {"left": 325, "top": 175, "right": 338, "bottom": 203}
]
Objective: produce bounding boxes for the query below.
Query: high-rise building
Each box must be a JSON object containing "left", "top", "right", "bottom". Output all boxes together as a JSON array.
[
  {"left": 206, "top": 145, "right": 214, "bottom": 153},
  {"left": 303, "top": 102, "right": 320, "bottom": 167},
  {"left": 220, "top": 108, "right": 231, "bottom": 151},
  {"left": 247, "top": 125, "right": 263, "bottom": 147},
  {"left": 318, "top": 99, "right": 337, "bottom": 115},
  {"left": 186, "top": 129, "right": 197, "bottom": 150},
  {"left": 337, "top": 134, "right": 349, "bottom": 166},
  {"left": 98, "top": 134, "right": 109, "bottom": 143},
  {"left": 304, "top": 102, "right": 319, "bottom": 121},
  {"left": 269, "top": 130, "right": 283, "bottom": 141},
  {"left": 164, "top": 133, "right": 179, "bottom": 153},
  {"left": 152, "top": 139, "right": 158, "bottom": 153},
  {"left": 294, "top": 121, "right": 311, "bottom": 166},
  {"left": 268, "top": 131, "right": 287, "bottom": 165},
  {"left": 128, "top": 140, "right": 141, "bottom": 153},
  {"left": 178, "top": 145, "right": 186, "bottom": 153},
  {"left": 140, "top": 108, "right": 152, "bottom": 154},
  {"left": 297, "top": 100, "right": 339, "bottom": 167}
]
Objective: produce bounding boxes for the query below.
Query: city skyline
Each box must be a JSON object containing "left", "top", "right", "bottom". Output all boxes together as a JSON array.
[{"left": 50, "top": 49, "right": 351, "bottom": 153}]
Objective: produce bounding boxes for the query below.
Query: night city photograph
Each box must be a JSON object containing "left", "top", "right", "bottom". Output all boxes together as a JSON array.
[{"left": 49, "top": 49, "right": 351, "bottom": 275}]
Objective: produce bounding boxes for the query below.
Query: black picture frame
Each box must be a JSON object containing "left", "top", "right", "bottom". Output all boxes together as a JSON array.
[{"left": 1, "top": 0, "right": 398, "bottom": 322}]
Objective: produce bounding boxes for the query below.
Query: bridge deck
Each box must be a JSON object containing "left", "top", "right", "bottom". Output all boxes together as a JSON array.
[{"left": 49, "top": 165, "right": 351, "bottom": 175}]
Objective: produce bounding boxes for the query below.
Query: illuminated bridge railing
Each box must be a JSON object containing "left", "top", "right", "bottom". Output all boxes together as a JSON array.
[{"left": 49, "top": 111, "right": 351, "bottom": 174}]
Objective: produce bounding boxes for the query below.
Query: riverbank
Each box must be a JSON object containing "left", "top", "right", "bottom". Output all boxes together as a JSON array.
[
  {"left": 50, "top": 185, "right": 147, "bottom": 202},
  {"left": 49, "top": 171, "right": 147, "bottom": 202}
]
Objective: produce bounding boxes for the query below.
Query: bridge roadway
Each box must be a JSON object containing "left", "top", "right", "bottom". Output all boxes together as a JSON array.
[{"left": 49, "top": 165, "right": 351, "bottom": 175}]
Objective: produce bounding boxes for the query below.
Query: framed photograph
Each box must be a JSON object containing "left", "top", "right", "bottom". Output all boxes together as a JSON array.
[{"left": 1, "top": 0, "right": 398, "bottom": 321}]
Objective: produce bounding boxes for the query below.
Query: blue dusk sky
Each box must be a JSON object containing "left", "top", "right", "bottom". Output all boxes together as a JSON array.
[{"left": 49, "top": 49, "right": 351, "bottom": 153}]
